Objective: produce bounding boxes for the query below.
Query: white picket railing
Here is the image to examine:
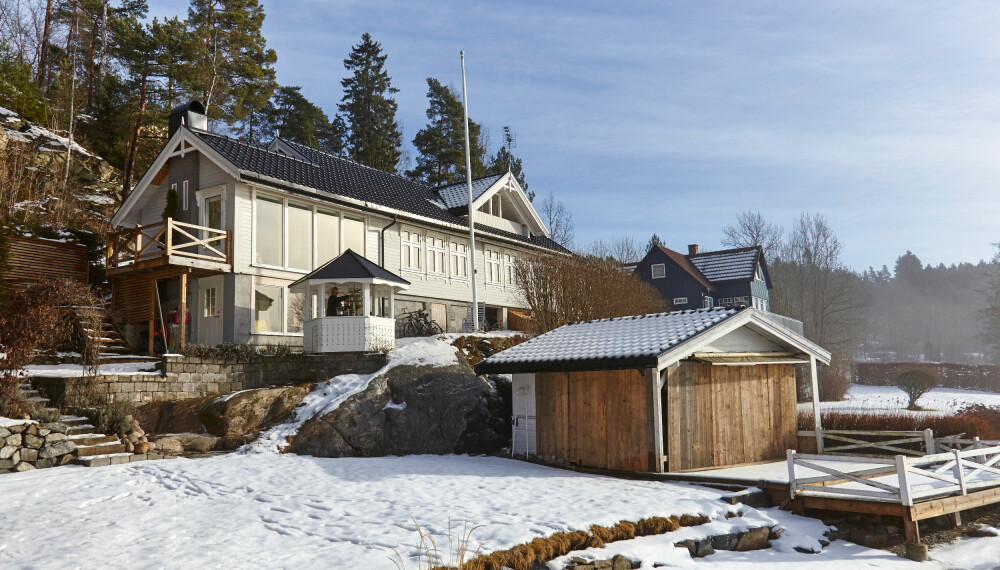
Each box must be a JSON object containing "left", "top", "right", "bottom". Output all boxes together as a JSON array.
[{"left": 788, "top": 444, "right": 1000, "bottom": 506}]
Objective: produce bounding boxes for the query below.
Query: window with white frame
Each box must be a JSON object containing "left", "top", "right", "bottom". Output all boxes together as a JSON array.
[
  {"left": 505, "top": 254, "right": 516, "bottom": 286},
  {"left": 720, "top": 297, "right": 733, "bottom": 306},
  {"left": 401, "top": 229, "right": 421, "bottom": 270},
  {"left": 651, "top": 263, "right": 666, "bottom": 279},
  {"left": 254, "top": 283, "right": 283, "bottom": 333},
  {"left": 703, "top": 296, "right": 713, "bottom": 309},
  {"left": 253, "top": 191, "right": 366, "bottom": 271},
  {"left": 255, "top": 196, "right": 284, "bottom": 266},
  {"left": 673, "top": 297, "right": 688, "bottom": 305},
  {"left": 203, "top": 287, "right": 217, "bottom": 317},
  {"left": 182, "top": 180, "right": 189, "bottom": 211},
  {"left": 450, "top": 241, "right": 468, "bottom": 278},
  {"left": 485, "top": 248, "right": 502, "bottom": 284},
  {"left": 343, "top": 215, "right": 365, "bottom": 254},
  {"left": 287, "top": 202, "right": 312, "bottom": 270},
  {"left": 316, "top": 210, "right": 340, "bottom": 265},
  {"left": 169, "top": 183, "right": 177, "bottom": 212},
  {"left": 427, "top": 235, "right": 447, "bottom": 275}
]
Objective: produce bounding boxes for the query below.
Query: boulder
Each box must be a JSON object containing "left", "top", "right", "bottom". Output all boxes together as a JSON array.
[
  {"left": 0, "top": 446, "right": 17, "bottom": 460},
  {"left": 288, "top": 357, "right": 511, "bottom": 458},
  {"left": 7, "top": 424, "right": 26, "bottom": 434},
  {"left": 44, "top": 433, "right": 68, "bottom": 444},
  {"left": 13, "top": 461, "right": 35, "bottom": 472},
  {"left": 38, "top": 440, "right": 76, "bottom": 459},
  {"left": 134, "top": 442, "right": 148, "bottom": 454},
  {"left": 23, "top": 434, "right": 44, "bottom": 449},
  {"left": 5, "top": 434, "right": 21, "bottom": 447},
  {"left": 19, "top": 448, "right": 38, "bottom": 463},
  {"left": 171, "top": 433, "right": 219, "bottom": 453},
  {"left": 154, "top": 437, "right": 184, "bottom": 456},
  {"left": 42, "top": 422, "right": 68, "bottom": 434},
  {"left": 0, "top": 458, "right": 16, "bottom": 469},
  {"left": 197, "top": 385, "right": 312, "bottom": 446},
  {"left": 0, "top": 428, "right": 9, "bottom": 439}
]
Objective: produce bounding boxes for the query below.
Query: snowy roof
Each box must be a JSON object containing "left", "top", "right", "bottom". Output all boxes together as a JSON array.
[
  {"left": 433, "top": 173, "right": 505, "bottom": 211},
  {"left": 688, "top": 247, "right": 761, "bottom": 283},
  {"left": 289, "top": 249, "right": 409, "bottom": 288},
  {"left": 478, "top": 307, "right": 741, "bottom": 373}
]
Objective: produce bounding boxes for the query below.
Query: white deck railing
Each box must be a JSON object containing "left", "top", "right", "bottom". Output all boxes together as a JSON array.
[
  {"left": 303, "top": 315, "right": 396, "bottom": 353},
  {"left": 788, "top": 444, "right": 1000, "bottom": 506}
]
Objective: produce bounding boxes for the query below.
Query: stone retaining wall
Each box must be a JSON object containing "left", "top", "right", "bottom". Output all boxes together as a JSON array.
[
  {"left": 33, "top": 353, "right": 387, "bottom": 405},
  {"left": 0, "top": 421, "right": 76, "bottom": 473}
]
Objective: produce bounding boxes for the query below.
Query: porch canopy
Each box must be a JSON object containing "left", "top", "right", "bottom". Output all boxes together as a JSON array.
[{"left": 290, "top": 249, "right": 409, "bottom": 353}]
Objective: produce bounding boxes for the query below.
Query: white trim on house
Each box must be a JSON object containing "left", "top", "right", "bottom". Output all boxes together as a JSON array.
[{"left": 469, "top": 173, "right": 549, "bottom": 236}]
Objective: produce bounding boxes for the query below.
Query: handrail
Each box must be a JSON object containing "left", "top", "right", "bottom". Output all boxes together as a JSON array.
[{"left": 107, "top": 218, "right": 231, "bottom": 269}]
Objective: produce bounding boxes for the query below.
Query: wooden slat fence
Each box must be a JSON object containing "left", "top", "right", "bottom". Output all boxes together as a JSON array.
[{"left": 4, "top": 235, "right": 88, "bottom": 285}]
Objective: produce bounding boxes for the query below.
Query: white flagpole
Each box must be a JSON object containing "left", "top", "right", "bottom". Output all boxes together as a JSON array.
[{"left": 461, "top": 51, "right": 479, "bottom": 332}]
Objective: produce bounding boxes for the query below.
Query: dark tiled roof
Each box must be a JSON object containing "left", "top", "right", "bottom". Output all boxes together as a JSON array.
[
  {"left": 193, "top": 132, "right": 566, "bottom": 253},
  {"left": 290, "top": 249, "right": 409, "bottom": 288},
  {"left": 656, "top": 246, "right": 714, "bottom": 290},
  {"left": 478, "top": 307, "right": 741, "bottom": 373},
  {"left": 435, "top": 173, "right": 505, "bottom": 211},
  {"left": 689, "top": 247, "right": 761, "bottom": 283}
]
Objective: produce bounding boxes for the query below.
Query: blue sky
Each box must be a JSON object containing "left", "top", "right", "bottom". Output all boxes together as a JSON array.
[{"left": 151, "top": 1, "right": 1000, "bottom": 270}]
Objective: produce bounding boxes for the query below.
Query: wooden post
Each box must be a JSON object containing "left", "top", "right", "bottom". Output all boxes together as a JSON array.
[
  {"left": 226, "top": 229, "right": 232, "bottom": 263},
  {"left": 318, "top": 284, "right": 326, "bottom": 318},
  {"left": 362, "top": 283, "right": 371, "bottom": 316},
  {"left": 953, "top": 448, "right": 967, "bottom": 496},
  {"left": 924, "top": 429, "right": 936, "bottom": 455},
  {"left": 896, "top": 454, "right": 913, "bottom": 507},
  {"left": 148, "top": 279, "right": 156, "bottom": 355},
  {"left": 787, "top": 449, "right": 798, "bottom": 499},
  {"left": 810, "top": 355, "right": 823, "bottom": 453},
  {"left": 179, "top": 272, "right": 187, "bottom": 351},
  {"left": 389, "top": 287, "right": 395, "bottom": 319},
  {"left": 646, "top": 367, "right": 665, "bottom": 473},
  {"left": 166, "top": 218, "right": 173, "bottom": 256}
]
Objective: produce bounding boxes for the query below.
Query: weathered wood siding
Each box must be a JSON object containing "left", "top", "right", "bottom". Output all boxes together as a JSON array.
[
  {"left": 664, "top": 361, "right": 796, "bottom": 471},
  {"left": 535, "top": 369, "right": 650, "bottom": 472},
  {"left": 4, "top": 236, "right": 88, "bottom": 285}
]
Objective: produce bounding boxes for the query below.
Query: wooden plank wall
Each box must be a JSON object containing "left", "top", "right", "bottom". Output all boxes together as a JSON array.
[
  {"left": 535, "top": 369, "right": 650, "bottom": 472},
  {"left": 665, "top": 361, "right": 796, "bottom": 471},
  {"left": 4, "top": 236, "right": 88, "bottom": 285},
  {"left": 110, "top": 275, "right": 154, "bottom": 324}
]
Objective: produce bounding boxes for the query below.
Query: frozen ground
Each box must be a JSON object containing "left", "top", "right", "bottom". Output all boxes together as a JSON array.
[
  {"left": 1, "top": 453, "right": 996, "bottom": 569},
  {"left": 799, "top": 384, "right": 1000, "bottom": 416},
  {"left": 23, "top": 361, "right": 160, "bottom": 377}
]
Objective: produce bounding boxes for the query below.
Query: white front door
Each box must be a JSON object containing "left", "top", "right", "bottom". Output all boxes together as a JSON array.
[{"left": 198, "top": 276, "right": 223, "bottom": 345}]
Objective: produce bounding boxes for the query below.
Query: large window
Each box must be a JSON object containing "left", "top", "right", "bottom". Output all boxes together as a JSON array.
[
  {"left": 254, "top": 284, "right": 283, "bottom": 332},
  {"left": 505, "top": 254, "right": 516, "bottom": 286},
  {"left": 316, "top": 210, "right": 340, "bottom": 265},
  {"left": 485, "top": 248, "right": 502, "bottom": 284},
  {"left": 287, "top": 290, "right": 304, "bottom": 333},
  {"left": 428, "top": 235, "right": 447, "bottom": 275},
  {"left": 287, "top": 203, "right": 312, "bottom": 270},
  {"left": 255, "top": 197, "right": 283, "bottom": 266},
  {"left": 401, "top": 230, "right": 421, "bottom": 270},
  {"left": 451, "top": 242, "right": 468, "bottom": 278},
  {"left": 343, "top": 216, "right": 365, "bottom": 255}
]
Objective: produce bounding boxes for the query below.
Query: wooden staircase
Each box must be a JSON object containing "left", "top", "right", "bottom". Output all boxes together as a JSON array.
[{"left": 72, "top": 304, "right": 136, "bottom": 360}]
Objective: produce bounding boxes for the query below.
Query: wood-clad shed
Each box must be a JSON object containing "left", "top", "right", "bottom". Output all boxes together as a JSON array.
[{"left": 477, "top": 307, "right": 831, "bottom": 473}]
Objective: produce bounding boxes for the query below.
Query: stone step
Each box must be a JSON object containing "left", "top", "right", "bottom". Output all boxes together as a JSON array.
[
  {"left": 76, "top": 442, "right": 127, "bottom": 457},
  {"left": 66, "top": 424, "right": 96, "bottom": 435},
  {"left": 68, "top": 433, "right": 119, "bottom": 446},
  {"left": 25, "top": 396, "right": 49, "bottom": 404},
  {"left": 58, "top": 415, "right": 90, "bottom": 425},
  {"left": 75, "top": 452, "right": 174, "bottom": 467},
  {"left": 20, "top": 389, "right": 40, "bottom": 396}
]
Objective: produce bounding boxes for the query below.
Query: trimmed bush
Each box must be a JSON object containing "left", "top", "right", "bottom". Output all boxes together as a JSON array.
[{"left": 896, "top": 367, "right": 940, "bottom": 410}]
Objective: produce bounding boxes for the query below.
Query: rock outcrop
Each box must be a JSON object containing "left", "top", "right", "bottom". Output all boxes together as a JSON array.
[
  {"left": 138, "top": 384, "right": 313, "bottom": 449},
  {"left": 288, "top": 357, "right": 511, "bottom": 458}
]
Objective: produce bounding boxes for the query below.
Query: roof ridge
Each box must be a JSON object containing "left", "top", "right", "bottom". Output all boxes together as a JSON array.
[
  {"left": 195, "top": 129, "right": 320, "bottom": 167},
  {"left": 568, "top": 306, "right": 736, "bottom": 326},
  {"left": 688, "top": 245, "right": 761, "bottom": 257},
  {"left": 433, "top": 172, "right": 506, "bottom": 191}
]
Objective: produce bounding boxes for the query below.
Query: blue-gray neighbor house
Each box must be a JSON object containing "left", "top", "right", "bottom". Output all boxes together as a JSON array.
[{"left": 633, "top": 244, "right": 772, "bottom": 312}]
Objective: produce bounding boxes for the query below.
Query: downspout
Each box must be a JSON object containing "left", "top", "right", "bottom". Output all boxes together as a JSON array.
[{"left": 380, "top": 215, "right": 398, "bottom": 267}]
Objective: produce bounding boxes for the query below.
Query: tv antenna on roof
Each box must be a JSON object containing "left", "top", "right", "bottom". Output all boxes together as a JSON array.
[{"left": 502, "top": 126, "right": 516, "bottom": 172}]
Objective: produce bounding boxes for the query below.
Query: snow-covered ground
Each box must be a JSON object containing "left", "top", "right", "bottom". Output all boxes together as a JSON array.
[
  {"left": 22, "top": 361, "right": 160, "bottom": 377},
  {"left": 1, "top": 453, "right": 996, "bottom": 569},
  {"left": 799, "top": 384, "right": 1000, "bottom": 416}
]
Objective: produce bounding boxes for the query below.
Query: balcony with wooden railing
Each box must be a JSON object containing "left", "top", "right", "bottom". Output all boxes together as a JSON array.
[{"left": 106, "top": 218, "right": 232, "bottom": 277}]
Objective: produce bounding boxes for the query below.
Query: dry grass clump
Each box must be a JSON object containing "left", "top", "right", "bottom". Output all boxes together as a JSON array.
[{"left": 462, "top": 514, "right": 707, "bottom": 570}]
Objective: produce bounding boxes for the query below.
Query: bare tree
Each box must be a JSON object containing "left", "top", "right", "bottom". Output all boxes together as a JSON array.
[
  {"left": 722, "top": 210, "right": 783, "bottom": 261},
  {"left": 513, "top": 253, "right": 666, "bottom": 334},
  {"left": 770, "top": 212, "right": 865, "bottom": 353},
  {"left": 541, "top": 191, "right": 574, "bottom": 248},
  {"left": 588, "top": 235, "right": 641, "bottom": 264}
]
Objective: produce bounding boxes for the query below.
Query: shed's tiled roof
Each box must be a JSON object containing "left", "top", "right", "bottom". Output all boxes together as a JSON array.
[
  {"left": 688, "top": 247, "right": 761, "bottom": 283},
  {"left": 434, "top": 173, "right": 505, "bottom": 211},
  {"left": 479, "top": 307, "right": 740, "bottom": 372}
]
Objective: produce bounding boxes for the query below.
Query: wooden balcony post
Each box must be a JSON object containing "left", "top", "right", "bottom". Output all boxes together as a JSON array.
[
  {"left": 148, "top": 279, "right": 156, "bottom": 355},
  {"left": 226, "top": 229, "right": 232, "bottom": 263},
  {"left": 179, "top": 272, "right": 187, "bottom": 351},
  {"left": 166, "top": 218, "right": 173, "bottom": 256}
]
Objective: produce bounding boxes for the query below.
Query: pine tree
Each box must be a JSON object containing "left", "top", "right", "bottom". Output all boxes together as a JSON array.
[
  {"left": 645, "top": 233, "right": 663, "bottom": 253},
  {"left": 407, "top": 78, "right": 486, "bottom": 185},
  {"left": 339, "top": 33, "right": 402, "bottom": 173},
  {"left": 252, "top": 85, "right": 343, "bottom": 154},
  {"left": 186, "top": 0, "right": 277, "bottom": 128}
]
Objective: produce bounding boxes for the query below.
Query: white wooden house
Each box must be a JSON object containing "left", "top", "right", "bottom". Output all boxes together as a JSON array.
[{"left": 107, "top": 102, "right": 567, "bottom": 351}]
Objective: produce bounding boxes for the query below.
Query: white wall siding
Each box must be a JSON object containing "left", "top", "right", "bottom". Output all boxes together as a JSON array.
[
  {"left": 233, "top": 182, "right": 253, "bottom": 273},
  {"left": 199, "top": 157, "right": 230, "bottom": 190}
]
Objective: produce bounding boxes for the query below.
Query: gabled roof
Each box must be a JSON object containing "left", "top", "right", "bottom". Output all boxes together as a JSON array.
[
  {"left": 434, "top": 173, "right": 506, "bottom": 211},
  {"left": 476, "top": 307, "right": 830, "bottom": 374},
  {"left": 656, "top": 246, "right": 714, "bottom": 290},
  {"left": 289, "top": 249, "right": 409, "bottom": 288},
  {"left": 688, "top": 246, "right": 763, "bottom": 284}
]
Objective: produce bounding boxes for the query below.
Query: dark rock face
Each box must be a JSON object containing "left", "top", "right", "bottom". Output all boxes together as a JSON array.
[
  {"left": 137, "top": 384, "right": 312, "bottom": 448},
  {"left": 288, "top": 359, "right": 511, "bottom": 458}
]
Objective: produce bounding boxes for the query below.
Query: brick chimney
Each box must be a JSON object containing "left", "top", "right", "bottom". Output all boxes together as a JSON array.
[{"left": 688, "top": 244, "right": 699, "bottom": 256}]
